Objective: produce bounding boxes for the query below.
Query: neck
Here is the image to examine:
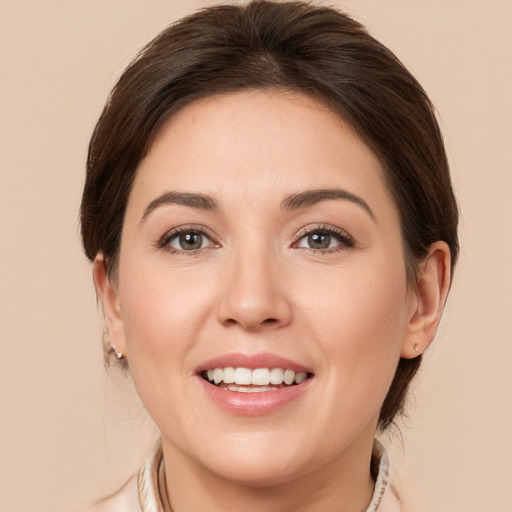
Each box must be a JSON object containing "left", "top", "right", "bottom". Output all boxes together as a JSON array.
[{"left": 161, "top": 436, "right": 376, "bottom": 512}]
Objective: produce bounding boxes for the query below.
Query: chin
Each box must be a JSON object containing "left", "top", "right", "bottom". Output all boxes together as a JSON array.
[
  {"left": 186, "top": 429, "right": 323, "bottom": 488},
  {"left": 205, "top": 456, "right": 306, "bottom": 488}
]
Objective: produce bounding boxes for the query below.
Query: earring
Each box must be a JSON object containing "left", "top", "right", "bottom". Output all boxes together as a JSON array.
[
  {"left": 111, "top": 343, "right": 124, "bottom": 359},
  {"left": 414, "top": 344, "right": 420, "bottom": 353}
]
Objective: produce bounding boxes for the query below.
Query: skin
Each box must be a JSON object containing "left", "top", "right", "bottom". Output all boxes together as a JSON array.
[{"left": 94, "top": 90, "right": 451, "bottom": 512}]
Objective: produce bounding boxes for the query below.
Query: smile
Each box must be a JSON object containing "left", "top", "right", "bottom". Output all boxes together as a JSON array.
[
  {"left": 196, "top": 353, "right": 314, "bottom": 414},
  {"left": 202, "top": 367, "right": 311, "bottom": 392}
]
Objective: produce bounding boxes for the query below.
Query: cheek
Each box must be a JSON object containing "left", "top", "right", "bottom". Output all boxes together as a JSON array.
[
  {"left": 115, "top": 259, "right": 221, "bottom": 436},
  {"left": 119, "top": 258, "right": 212, "bottom": 348},
  {"left": 116, "top": 257, "right": 218, "bottom": 398},
  {"left": 304, "top": 250, "right": 408, "bottom": 345},
  {"left": 299, "top": 253, "right": 410, "bottom": 420},
  {"left": 313, "top": 280, "right": 407, "bottom": 374}
]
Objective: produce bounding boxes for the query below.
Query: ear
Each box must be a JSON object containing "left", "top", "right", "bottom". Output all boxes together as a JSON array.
[
  {"left": 401, "top": 241, "right": 452, "bottom": 359},
  {"left": 93, "top": 253, "right": 127, "bottom": 357}
]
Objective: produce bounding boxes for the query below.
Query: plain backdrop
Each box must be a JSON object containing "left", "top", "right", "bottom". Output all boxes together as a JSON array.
[{"left": 1, "top": 1, "right": 511, "bottom": 511}]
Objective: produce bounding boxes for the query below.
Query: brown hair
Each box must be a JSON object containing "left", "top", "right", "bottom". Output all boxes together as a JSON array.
[{"left": 80, "top": 0, "right": 459, "bottom": 430}]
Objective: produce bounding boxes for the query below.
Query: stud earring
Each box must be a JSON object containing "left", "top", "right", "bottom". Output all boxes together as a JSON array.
[
  {"left": 111, "top": 343, "right": 124, "bottom": 359},
  {"left": 414, "top": 344, "right": 420, "bottom": 353}
]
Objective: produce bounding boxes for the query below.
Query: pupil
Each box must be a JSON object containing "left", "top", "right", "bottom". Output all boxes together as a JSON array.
[
  {"left": 309, "top": 233, "right": 330, "bottom": 249},
  {"left": 180, "top": 233, "right": 202, "bottom": 250}
]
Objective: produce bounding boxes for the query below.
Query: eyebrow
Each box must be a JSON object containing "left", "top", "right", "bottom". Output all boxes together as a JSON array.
[
  {"left": 141, "top": 191, "right": 220, "bottom": 222},
  {"left": 281, "top": 188, "right": 375, "bottom": 220},
  {"left": 141, "top": 187, "right": 375, "bottom": 222}
]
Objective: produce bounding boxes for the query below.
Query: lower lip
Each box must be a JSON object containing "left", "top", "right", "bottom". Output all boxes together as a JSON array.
[{"left": 197, "top": 376, "right": 313, "bottom": 415}]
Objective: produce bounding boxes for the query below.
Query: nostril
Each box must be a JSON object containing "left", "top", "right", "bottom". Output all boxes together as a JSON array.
[{"left": 223, "top": 317, "right": 280, "bottom": 328}]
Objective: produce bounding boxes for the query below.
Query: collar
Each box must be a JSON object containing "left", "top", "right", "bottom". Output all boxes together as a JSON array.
[{"left": 137, "top": 439, "right": 393, "bottom": 512}]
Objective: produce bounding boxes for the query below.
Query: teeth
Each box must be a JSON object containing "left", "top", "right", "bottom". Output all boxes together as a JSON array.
[
  {"left": 269, "top": 368, "right": 284, "bottom": 384},
  {"left": 283, "top": 369, "right": 295, "bottom": 385},
  {"left": 295, "top": 372, "right": 307, "bottom": 384},
  {"left": 234, "top": 367, "right": 252, "bottom": 385},
  {"left": 223, "top": 366, "right": 235, "bottom": 384},
  {"left": 204, "top": 367, "right": 310, "bottom": 387},
  {"left": 226, "top": 385, "right": 276, "bottom": 393},
  {"left": 252, "top": 368, "right": 270, "bottom": 385},
  {"left": 213, "top": 368, "right": 223, "bottom": 385}
]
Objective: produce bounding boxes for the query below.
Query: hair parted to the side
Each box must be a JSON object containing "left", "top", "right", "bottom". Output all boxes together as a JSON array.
[{"left": 80, "top": 0, "right": 459, "bottom": 430}]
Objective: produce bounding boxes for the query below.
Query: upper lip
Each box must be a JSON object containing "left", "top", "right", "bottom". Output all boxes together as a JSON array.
[{"left": 195, "top": 352, "right": 313, "bottom": 374}]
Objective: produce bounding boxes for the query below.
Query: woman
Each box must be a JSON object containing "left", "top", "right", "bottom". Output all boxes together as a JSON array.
[{"left": 81, "top": 1, "right": 458, "bottom": 510}]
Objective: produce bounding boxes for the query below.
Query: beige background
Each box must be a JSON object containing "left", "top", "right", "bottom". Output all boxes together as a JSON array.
[{"left": 1, "top": 1, "right": 511, "bottom": 511}]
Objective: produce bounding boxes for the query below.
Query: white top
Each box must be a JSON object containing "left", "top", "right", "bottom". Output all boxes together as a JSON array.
[{"left": 89, "top": 440, "right": 402, "bottom": 512}]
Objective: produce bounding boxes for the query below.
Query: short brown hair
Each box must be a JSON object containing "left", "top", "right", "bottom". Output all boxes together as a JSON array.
[{"left": 81, "top": 0, "right": 459, "bottom": 430}]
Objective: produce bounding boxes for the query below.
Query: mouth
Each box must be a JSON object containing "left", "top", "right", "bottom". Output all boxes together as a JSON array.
[
  {"left": 201, "top": 367, "right": 313, "bottom": 393},
  {"left": 195, "top": 353, "right": 314, "bottom": 414}
]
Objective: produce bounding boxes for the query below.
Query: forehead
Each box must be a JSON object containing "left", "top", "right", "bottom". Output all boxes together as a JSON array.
[{"left": 129, "top": 90, "right": 394, "bottom": 216}]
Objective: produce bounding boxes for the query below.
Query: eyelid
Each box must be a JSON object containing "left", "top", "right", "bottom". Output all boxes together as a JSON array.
[
  {"left": 292, "top": 224, "right": 355, "bottom": 251},
  {"left": 157, "top": 224, "right": 220, "bottom": 252},
  {"left": 155, "top": 223, "right": 354, "bottom": 254}
]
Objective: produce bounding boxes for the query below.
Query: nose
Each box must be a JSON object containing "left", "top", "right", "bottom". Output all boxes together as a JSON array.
[{"left": 216, "top": 246, "right": 292, "bottom": 332}]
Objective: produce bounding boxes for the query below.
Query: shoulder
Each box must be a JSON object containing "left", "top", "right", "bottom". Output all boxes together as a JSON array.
[{"left": 86, "top": 476, "right": 141, "bottom": 512}]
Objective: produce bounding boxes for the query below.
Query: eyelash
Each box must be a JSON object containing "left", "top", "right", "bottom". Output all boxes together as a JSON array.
[
  {"left": 157, "top": 224, "right": 355, "bottom": 255},
  {"left": 157, "top": 225, "right": 219, "bottom": 255},
  {"left": 293, "top": 225, "right": 355, "bottom": 253}
]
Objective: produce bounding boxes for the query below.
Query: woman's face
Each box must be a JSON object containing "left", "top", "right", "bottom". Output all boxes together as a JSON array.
[{"left": 103, "top": 91, "right": 419, "bottom": 486}]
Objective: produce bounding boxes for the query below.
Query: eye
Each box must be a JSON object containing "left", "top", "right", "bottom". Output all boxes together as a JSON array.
[
  {"left": 295, "top": 226, "right": 354, "bottom": 251},
  {"left": 298, "top": 232, "right": 337, "bottom": 250},
  {"left": 170, "top": 231, "right": 210, "bottom": 251},
  {"left": 159, "top": 227, "right": 217, "bottom": 253}
]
